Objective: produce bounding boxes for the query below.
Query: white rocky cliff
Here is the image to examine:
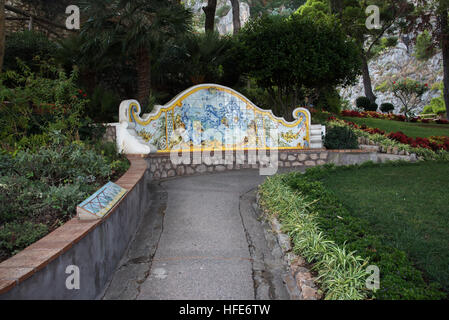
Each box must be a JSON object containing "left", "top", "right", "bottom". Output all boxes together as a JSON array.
[
  {"left": 185, "top": 0, "right": 251, "bottom": 35},
  {"left": 340, "top": 39, "right": 443, "bottom": 113}
]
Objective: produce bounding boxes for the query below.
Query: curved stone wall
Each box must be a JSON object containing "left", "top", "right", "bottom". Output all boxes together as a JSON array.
[{"left": 0, "top": 156, "right": 149, "bottom": 300}]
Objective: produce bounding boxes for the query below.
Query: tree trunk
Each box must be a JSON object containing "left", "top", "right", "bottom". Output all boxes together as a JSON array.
[
  {"left": 203, "top": 0, "right": 217, "bottom": 33},
  {"left": 361, "top": 53, "right": 376, "bottom": 103},
  {"left": 0, "top": 0, "right": 5, "bottom": 72},
  {"left": 231, "top": 0, "right": 241, "bottom": 35},
  {"left": 440, "top": 9, "right": 449, "bottom": 120},
  {"left": 137, "top": 47, "right": 151, "bottom": 108}
]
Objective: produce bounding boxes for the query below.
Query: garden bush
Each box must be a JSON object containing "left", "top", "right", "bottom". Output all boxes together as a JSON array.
[
  {"left": 380, "top": 103, "right": 394, "bottom": 113},
  {"left": 324, "top": 126, "right": 359, "bottom": 150},
  {"left": 0, "top": 135, "right": 130, "bottom": 262},
  {"left": 0, "top": 60, "right": 88, "bottom": 150},
  {"left": 355, "top": 96, "right": 371, "bottom": 110},
  {"left": 414, "top": 30, "right": 436, "bottom": 61},
  {"left": 3, "top": 30, "right": 57, "bottom": 72},
  {"left": 367, "top": 102, "right": 378, "bottom": 112},
  {"left": 422, "top": 82, "right": 447, "bottom": 117}
]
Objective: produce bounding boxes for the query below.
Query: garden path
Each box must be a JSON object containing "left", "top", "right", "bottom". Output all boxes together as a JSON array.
[{"left": 102, "top": 170, "right": 294, "bottom": 300}]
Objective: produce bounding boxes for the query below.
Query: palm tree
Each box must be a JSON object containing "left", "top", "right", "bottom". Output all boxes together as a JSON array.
[{"left": 80, "top": 0, "right": 192, "bottom": 106}]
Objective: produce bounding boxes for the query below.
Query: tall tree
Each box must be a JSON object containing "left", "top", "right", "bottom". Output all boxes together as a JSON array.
[
  {"left": 203, "top": 0, "right": 217, "bottom": 33},
  {"left": 80, "top": 0, "right": 192, "bottom": 106},
  {"left": 441, "top": 3, "right": 449, "bottom": 120},
  {"left": 300, "top": 0, "right": 411, "bottom": 104},
  {"left": 231, "top": 0, "right": 241, "bottom": 34},
  {"left": 343, "top": 1, "right": 411, "bottom": 104},
  {"left": 238, "top": 14, "right": 361, "bottom": 119},
  {"left": 0, "top": 0, "right": 5, "bottom": 72},
  {"left": 407, "top": 0, "right": 449, "bottom": 120}
]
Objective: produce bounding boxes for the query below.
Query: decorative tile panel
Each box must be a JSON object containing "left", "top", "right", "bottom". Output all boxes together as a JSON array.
[
  {"left": 77, "top": 182, "right": 127, "bottom": 220},
  {"left": 121, "top": 84, "right": 311, "bottom": 153}
]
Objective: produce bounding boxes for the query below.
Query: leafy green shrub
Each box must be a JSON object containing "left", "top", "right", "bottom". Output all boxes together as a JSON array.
[
  {"left": 380, "top": 103, "right": 395, "bottom": 113},
  {"left": 422, "top": 82, "right": 447, "bottom": 116},
  {"left": 367, "top": 102, "right": 378, "bottom": 112},
  {"left": 0, "top": 60, "right": 88, "bottom": 149},
  {"left": 0, "top": 222, "right": 48, "bottom": 256},
  {"left": 3, "top": 31, "right": 57, "bottom": 72},
  {"left": 381, "top": 36, "right": 398, "bottom": 49},
  {"left": 355, "top": 96, "right": 372, "bottom": 111},
  {"left": 311, "top": 110, "right": 332, "bottom": 125},
  {"left": 371, "top": 36, "right": 399, "bottom": 57},
  {"left": 86, "top": 86, "right": 121, "bottom": 123},
  {"left": 414, "top": 31, "right": 435, "bottom": 61},
  {"left": 238, "top": 12, "right": 361, "bottom": 119},
  {"left": 0, "top": 136, "right": 129, "bottom": 261},
  {"left": 12, "top": 138, "right": 113, "bottom": 186},
  {"left": 324, "top": 126, "right": 359, "bottom": 149},
  {"left": 315, "top": 87, "right": 342, "bottom": 114}
]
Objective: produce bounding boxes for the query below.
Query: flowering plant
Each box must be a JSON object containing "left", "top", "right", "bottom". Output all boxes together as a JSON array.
[{"left": 376, "top": 79, "right": 429, "bottom": 121}]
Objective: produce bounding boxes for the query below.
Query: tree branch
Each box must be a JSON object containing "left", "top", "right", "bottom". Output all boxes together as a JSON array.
[{"left": 5, "top": 4, "right": 75, "bottom": 32}]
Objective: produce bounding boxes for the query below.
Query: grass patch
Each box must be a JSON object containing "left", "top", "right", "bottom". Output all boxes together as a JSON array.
[
  {"left": 340, "top": 117, "right": 449, "bottom": 138},
  {"left": 284, "top": 161, "right": 448, "bottom": 299},
  {"left": 319, "top": 161, "right": 449, "bottom": 296}
]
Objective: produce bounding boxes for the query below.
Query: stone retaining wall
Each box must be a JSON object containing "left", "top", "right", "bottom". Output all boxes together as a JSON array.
[
  {"left": 146, "top": 149, "right": 416, "bottom": 180},
  {"left": 358, "top": 137, "right": 419, "bottom": 160},
  {"left": 0, "top": 156, "right": 149, "bottom": 300}
]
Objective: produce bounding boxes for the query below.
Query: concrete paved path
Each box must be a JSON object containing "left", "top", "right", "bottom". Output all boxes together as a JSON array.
[{"left": 102, "top": 170, "right": 294, "bottom": 300}]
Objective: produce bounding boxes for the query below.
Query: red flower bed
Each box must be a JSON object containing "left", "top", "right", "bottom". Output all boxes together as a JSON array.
[
  {"left": 341, "top": 110, "right": 363, "bottom": 118},
  {"left": 387, "top": 131, "right": 448, "bottom": 151},
  {"left": 341, "top": 110, "right": 449, "bottom": 124},
  {"left": 331, "top": 117, "right": 449, "bottom": 152}
]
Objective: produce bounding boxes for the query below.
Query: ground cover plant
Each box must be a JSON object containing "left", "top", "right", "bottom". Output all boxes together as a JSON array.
[
  {"left": 259, "top": 174, "right": 369, "bottom": 300},
  {"left": 298, "top": 162, "right": 449, "bottom": 299},
  {"left": 260, "top": 162, "right": 449, "bottom": 299}
]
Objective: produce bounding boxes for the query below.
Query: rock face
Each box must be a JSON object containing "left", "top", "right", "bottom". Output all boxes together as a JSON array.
[
  {"left": 340, "top": 39, "right": 442, "bottom": 114},
  {"left": 185, "top": 0, "right": 251, "bottom": 35},
  {"left": 216, "top": 1, "right": 251, "bottom": 35}
]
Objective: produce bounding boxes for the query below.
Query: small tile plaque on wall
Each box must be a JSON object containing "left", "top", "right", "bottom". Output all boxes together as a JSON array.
[{"left": 77, "top": 182, "right": 128, "bottom": 220}]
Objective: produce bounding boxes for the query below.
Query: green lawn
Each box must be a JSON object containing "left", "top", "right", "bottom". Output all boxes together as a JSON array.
[
  {"left": 320, "top": 162, "right": 449, "bottom": 295},
  {"left": 340, "top": 117, "right": 449, "bottom": 138}
]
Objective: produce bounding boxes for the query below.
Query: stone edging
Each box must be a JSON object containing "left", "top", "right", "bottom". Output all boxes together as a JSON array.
[
  {"left": 358, "top": 137, "right": 418, "bottom": 160},
  {"left": 255, "top": 193, "right": 322, "bottom": 300},
  {"left": 0, "top": 155, "right": 148, "bottom": 298}
]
